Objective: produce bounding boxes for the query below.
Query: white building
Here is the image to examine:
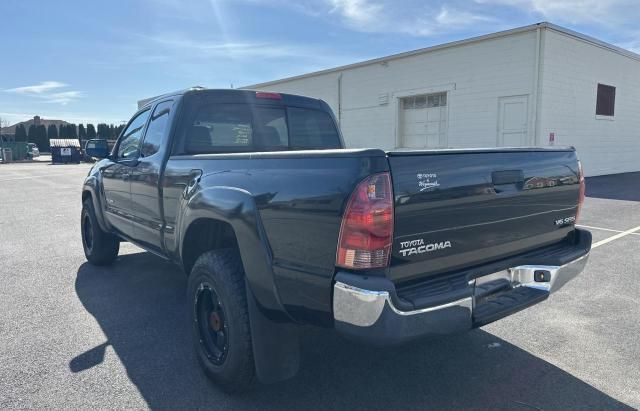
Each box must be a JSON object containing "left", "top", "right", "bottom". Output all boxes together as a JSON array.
[{"left": 247, "top": 23, "right": 640, "bottom": 176}]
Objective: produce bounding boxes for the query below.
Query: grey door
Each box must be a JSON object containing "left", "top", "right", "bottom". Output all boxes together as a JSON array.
[
  {"left": 498, "top": 95, "right": 529, "bottom": 146},
  {"left": 102, "top": 161, "right": 134, "bottom": 236},
  {"left": 130, "top": 100, "right": 174, "bottom": 251},
  {"left": 102, "top": 109, "right": 150, "bottom": 239}
]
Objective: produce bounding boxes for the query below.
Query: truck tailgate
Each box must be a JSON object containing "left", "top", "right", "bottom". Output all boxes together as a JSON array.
[{"left": 387, "top": 148, "right": 581, "bottom": 283}]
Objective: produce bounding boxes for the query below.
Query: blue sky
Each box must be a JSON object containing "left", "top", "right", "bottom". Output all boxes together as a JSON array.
[{"left": 1, "top": 0, "right": 638, "bottom": 126}]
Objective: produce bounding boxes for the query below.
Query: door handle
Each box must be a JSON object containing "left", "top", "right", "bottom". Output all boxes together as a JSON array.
[
  {"left": 492, "top": 170, "right": 524, "bottom": 185},
  {"left": 492, "top": 170, "right": 524, "bottom": 193}
]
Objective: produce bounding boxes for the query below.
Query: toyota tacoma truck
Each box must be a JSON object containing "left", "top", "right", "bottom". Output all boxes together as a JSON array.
[{"left": 81, "top": 88, "right": 591, "bottom": 392}]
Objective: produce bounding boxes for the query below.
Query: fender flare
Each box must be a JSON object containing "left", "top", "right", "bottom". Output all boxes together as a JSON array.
[
  {"left": 82, "top": 176, "right": 110, "bottom": 233},
  {"left": 178, "top": 186, "right": 287, "bottom": 316}
]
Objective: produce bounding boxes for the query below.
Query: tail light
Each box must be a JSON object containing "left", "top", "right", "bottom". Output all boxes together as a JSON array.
[
  {"left": 336, "top": 172, "right": 394, "bottom": 269},
  {"left": 576, "top": 160, "right": 585, "bottom": 222}
]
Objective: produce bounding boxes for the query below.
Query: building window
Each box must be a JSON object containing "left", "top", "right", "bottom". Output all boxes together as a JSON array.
[
  {"left": 402, "top": 92, "right": 446, "bottom": 110},
  {"left": 596, "top": 84, "right": 615, "bottom": 117}
]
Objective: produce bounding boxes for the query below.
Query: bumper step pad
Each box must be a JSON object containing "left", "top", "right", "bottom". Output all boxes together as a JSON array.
[{"left": 473, "top": 286, "right": 548, "bottom": 327}]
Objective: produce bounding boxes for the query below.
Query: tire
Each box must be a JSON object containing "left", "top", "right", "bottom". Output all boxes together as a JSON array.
[
  {"left": 81, "top": 198, "right": 119, "bottom": 265},
  {"left": 187, "top": 249, "right": 255, "bottom": 393}
]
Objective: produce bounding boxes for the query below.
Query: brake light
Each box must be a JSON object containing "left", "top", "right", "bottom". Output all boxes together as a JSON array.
[
  {"left": 255, "top": 91, "right": 282, "bottom": 100},
  {"left": 576, "top": 160, "right": 585, "bottom": 223},
  {"left": 336, "top": 172, "right": 394, "bottom": 269}
]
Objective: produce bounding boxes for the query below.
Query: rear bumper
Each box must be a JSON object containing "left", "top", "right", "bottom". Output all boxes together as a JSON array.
[{"left": 333, "top": 231, "right": 590, "bottom": 346}]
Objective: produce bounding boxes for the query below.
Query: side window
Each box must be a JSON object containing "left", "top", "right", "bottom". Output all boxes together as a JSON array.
[
  {"left": 141, "top": 100, "right": 172, "bottom": 157},
  {"left": 117, "top": 109, "right": 150, "bottom": 160},
  {"left": 596, "top": 83, "right": 616, "bottom": 117}
]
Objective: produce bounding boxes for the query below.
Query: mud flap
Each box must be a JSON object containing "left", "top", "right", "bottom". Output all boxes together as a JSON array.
[{"left": 246, "top": 284, "right": 300, "bottom": 384}]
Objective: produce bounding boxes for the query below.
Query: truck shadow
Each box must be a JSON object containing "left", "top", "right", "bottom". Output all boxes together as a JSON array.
[
  {"left": 72, "top": 252, "right": 631, "bottom": 410},
  {"left": 586, "top": 172, "right": 640, "bottom": 202}
]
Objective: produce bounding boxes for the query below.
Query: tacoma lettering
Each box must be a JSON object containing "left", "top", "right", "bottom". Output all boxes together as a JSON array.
[{"left": 399, "top": 240, "right": 452, "bottom": 256}]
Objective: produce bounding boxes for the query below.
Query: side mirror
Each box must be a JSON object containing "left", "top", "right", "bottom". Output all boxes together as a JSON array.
[{"left": 85, "top": 141, "right": 109, "bottom": 159}]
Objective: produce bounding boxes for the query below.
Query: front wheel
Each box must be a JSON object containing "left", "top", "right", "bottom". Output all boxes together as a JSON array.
[
  {"left": 81, "top": 199, "right": 119, "bottom": 265},
  {"left": 187, "top": 250, "right": 255, "bottom": 393}
]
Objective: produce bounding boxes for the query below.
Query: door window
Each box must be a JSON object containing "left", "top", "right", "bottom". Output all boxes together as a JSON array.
[
  {"left": 141, "top": 100, "right": 172, "bottom": 157},
  {"left": 117, "top": 109, "right": 150, "bottom": 160}
]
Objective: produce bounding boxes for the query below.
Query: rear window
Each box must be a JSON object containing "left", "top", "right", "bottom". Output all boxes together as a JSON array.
[
  {"left": 288, "top": 107, "right": 340, "bottom": 149},
  {"left": 183, "top": 104, "right": 340, "bottom": 153}
]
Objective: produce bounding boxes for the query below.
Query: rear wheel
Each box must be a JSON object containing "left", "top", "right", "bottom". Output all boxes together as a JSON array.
[
  {"left": 81, "top": 199, "right": 119, "bottom": 265},
  {"left": 188, "top": 250, "right": 255, "bottom": 393}
]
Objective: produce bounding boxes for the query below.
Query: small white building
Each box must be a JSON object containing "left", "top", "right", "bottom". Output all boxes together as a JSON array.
[{"left": 247, "top": 22, "right": 640, "bottom": 176}]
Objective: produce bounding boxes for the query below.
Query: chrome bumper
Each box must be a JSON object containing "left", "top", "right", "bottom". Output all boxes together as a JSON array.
[
  {"left": 508, "top": 253, "right": 589, "bottom": 293},
  {"left": 333, "top": 252, "right": 589, "bottom": 345}
]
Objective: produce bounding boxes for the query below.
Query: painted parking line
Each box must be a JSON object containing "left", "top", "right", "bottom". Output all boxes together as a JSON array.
[
  {"left": 578, "top": 224, "right": 640, "bottom": 236},
  {"left": 589, "top": 224, "right": 640, "bottom": 249}
]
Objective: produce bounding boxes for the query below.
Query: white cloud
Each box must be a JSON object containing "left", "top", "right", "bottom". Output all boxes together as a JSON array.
[
  {"left": 5, "top": 81, "right": 67, "bottom": 95},
  {"left": 619, "top": 36, "right": 640, "bottom": 54},
  {"left": 123, "top": 31, "right": 369, "bottom": 87},
  {"left": 145, "top": 35, "right": 307, "bottom": 59},
  {"left": 4, "top": 81, "right": 82, "bottom": 105},
  {"left": 436, "top": 5, "right": 495, "bottom": 26},
  {"left": 138, "top": 32, "right": 366, "bottom": 65},
  {"left": 282, "top": 0, "right": 498, "bottom": 37},
  {"left": 328, "top": 0, "right": 384, "bottom": 27},
  {"left": 233, "top": 0, "right": 636, "bottom": 46},
  {"left": 474, "top": 0, "right": 635, "bottom": 26},
  {"left": 230, "top": 0, "right": 497, "bottom": 37},
  {"left": 44, "top": 91, "right": 84, "bottom": 105},
  {"left": 472, "top": 0, "right": 639, "bottom": 54}
]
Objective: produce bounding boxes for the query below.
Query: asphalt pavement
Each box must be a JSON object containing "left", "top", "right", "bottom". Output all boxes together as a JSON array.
[{"left": 0, "top": 162, "right": 638, "bottom": 410}]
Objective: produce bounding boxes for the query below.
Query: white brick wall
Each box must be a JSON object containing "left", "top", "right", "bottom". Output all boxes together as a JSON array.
[
  {"left": 258, "top": 31, "right": 538, "bottom": 151},
  {"left": 539, "top": 29, "right": 640, "bottom": 176},
  {"left": 253, "top": 26, "right": 640, "bottom": 176}
]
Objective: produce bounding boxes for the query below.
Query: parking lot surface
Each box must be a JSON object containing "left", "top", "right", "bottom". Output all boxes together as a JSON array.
[{"left": 1, "top": 162, "right": 638, "bottom": 410}]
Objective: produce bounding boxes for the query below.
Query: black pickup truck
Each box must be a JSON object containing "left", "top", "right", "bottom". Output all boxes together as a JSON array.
[{"left": 81, "top": 88, "right": 591, "bottom": 392}]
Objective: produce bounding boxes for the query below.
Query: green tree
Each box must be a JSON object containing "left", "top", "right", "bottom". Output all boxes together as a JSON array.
[
  {"left": 114, "top": 124, "right": 125, "bottom": 138},
  {"left": 97, "top": 123, "right": 109, "bottom": 138},
  {"left": 36, "top": 125, "right": 48, "bottom": 151},
  {"left": 27, "top": 124, "right": 36, "bottom": 142},
  {"left": 58, "top": 124, "right": 66, "bottom": 138},
  {"left": 78, "top": 124, "right": 86, "bottom": 140},
  {"left": 66, "top": 123, "right": 77, "bottom": 139},
  {"left": 14, "top": 124, "right": 28, "bottom": 141},
  {"left": 86, "top": 124, "right": 96, "bottom": 138},
  {"left": 47, "top": 124, "right": 58, "bottom": 140}
]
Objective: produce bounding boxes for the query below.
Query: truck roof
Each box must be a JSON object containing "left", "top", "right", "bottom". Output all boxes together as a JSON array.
[{"left": 139, "top": 87, "right": 324, "bottom": 110}]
